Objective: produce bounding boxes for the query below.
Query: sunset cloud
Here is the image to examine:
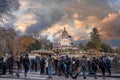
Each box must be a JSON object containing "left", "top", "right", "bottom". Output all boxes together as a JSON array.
[
  {"left": 14, "top": 13, "right": 37, "bottom": 33},
  {"left": 74, "top": 20, "right": 86, "bottom": 29},
  {"left": 98, "top": 13, "right": 120, "bottom": 40},
  {"left": 41, "top": 22, "right": 92, "bottom": 42},
  {"left": 1, "top": 0, "right": 120, "bottom": 42},
  {"left": 73, "top": 13, "right": 79, "bottom": 19}
]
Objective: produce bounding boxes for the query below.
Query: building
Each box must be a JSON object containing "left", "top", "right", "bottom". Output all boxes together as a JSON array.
[
  {"left": 58, "top": 27, "right": 73, "bottom": 47},
  {"left": 54, "top": 27, "right": 77, "bottom": 55}
]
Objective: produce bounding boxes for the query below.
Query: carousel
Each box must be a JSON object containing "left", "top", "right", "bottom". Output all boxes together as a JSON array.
[{"left": 30, "top": 48, "right": 55, "bottom": 58}]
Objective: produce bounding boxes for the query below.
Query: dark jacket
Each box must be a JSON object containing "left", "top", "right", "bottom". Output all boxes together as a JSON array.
[
  {"left": 23, "top": 57, "right": 30, "bottom": 67},
  {"left": 105, "top": 58, "right": 111, "bottom": 68},
  {"left": 92, "top": 59, "right": 98, "bottom": 70}
]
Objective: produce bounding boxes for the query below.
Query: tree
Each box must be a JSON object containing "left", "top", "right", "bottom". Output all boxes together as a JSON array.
[
  {"left": 78, "top": 42, "right": 87, "bottom": 50},
  {"left": 0, "top": 28, "right": 16, "bottom": 53},
  {"left": 87, "top": 27, "right": 102, "bottom": 50},
  {"left": 27, "top": 40, "right": 42, "bottom": 52},
  {"left": 114, "top": 47, "right": 120, "bottom": 54},
  {"left": 13, "top": 36, "right": 36, "bottom": 54},
  {"left": 39, "top": 38, "right": 53, "bottom": 50},
  {"left": 101, "top": 43, "right": 113, "bottom": 53},
  {"left": 0, "top": 51, "right": 3, "bottom": 58}
]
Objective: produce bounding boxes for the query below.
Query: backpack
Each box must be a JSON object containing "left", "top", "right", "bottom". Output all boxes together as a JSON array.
[{"left": 105, "top": 59, "right": 111, "bottom": 68}]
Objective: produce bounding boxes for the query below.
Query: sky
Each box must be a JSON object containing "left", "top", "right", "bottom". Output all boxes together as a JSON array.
[{"left": 1, "top": 0, "right": 120, "bottom": 43}]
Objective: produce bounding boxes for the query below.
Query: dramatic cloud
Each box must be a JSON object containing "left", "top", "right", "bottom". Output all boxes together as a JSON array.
[
  {"left": 99, "top": 13, "right": 120, "bottom": 40},
  {"left": 0, "top": 0, "right": 19, "bottom": 25},
  {"left": 108, "top": 0, "right": 120, "bottom": 13},
  {"left": 14, "top": 0, "right": 67, "bottom": 35},
  {"left": 14, "top": 13, "right": 37, "bottom": 33},
  {"left": 1, "top": 0, "right": 120, "bottom": 42},
  {"left": 41, "top": 22, "right": 92, "bottom": 42}
]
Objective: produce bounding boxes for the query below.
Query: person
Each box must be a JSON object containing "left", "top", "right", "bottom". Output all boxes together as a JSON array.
[
  {"left": 92, "top": 57, "right": 98, "bottom": 79},
  {"left": 23, "top": 54, "right": 30, "bottom": 77},
  {"left": 64, "top": 55, "right": 71, "bottom": 78},
  {"left": 105, "top": 57, "right": 111, "bottom": 76},
  {"left": 2, "top": 54, "right": 8, "bottom": 75},
  {"left": 30, "top": 58, "right": 35, "bottom": 71},
  {"left": 15, "top": 53, "right": 21, "bottom": 77},
  {"left": 99, "top": 57, "right": 106, "bottom": 79},
  {"left": 0, "top": 57, "right": 3, "bottom": 73},
  {"left": 87, "top": 59, "right": 92, "bottom": 75},
  {"left": 34, "top": 56, "right": 39, "bottom": 72},
  {"left": 7, "top": 54, "right": 14, "bottom": 74},
  {"left": 76, "top": 57, "right": 81, "bottom": 74},
  {"left": 39, "top": 57, "right": 45, "bottom": 74},
  {"left": 45, "top": 58, "right": 48, "bottom": 75},
  {"left": 58, "top": 56, "right": 65, "bottom": 76},
  {"left": 54, "top": 57, "right": 58, "bottom": 74},
  {"left": 20, "top": 54, "right": 23, "bottom": 67},
  {"left": 71, "top": 58, "right": 76, "bottom": 73},
  {"left": 47, "top": 55, "right": 52, "bottom": 78},
  {"left": 81, "top": 55, "right": 87, "bottom": 79}
]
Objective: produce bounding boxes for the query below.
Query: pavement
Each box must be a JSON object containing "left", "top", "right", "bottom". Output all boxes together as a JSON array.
[
  {"left": 0, "top": 70, "right": 120, "bottom": 80},
  {"left": 0, "top": 76, "right": 120, "bottom": 80}
]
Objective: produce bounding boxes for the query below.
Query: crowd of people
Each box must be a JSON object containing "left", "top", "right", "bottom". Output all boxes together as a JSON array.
[{"left": 0, "top": 53, "right": 112, "bottom": 79}]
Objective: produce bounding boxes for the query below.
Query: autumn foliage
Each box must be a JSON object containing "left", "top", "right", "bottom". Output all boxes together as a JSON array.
[{"left": 13, "top": 36, "right": 36, "bottom": 54}]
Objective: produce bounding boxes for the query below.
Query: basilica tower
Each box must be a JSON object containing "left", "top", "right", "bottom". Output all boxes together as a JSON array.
[
  {"left": 62, "top": 27, "right": 68, "bottom": 39},
  {"left": 57, "top": 27, "right": 73, "bottom": 47}
]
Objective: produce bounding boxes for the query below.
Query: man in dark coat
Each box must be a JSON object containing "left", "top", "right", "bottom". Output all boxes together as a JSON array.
[
  {"left": 2, "top": 54, "right": 8, "bottom": 75},
  {"left": 99, "top": 57, "right": 106, "bottom": 79},
  {"left": 64, "top": 55, "right": 71, "bottom": 78},
  {"left": 7, "top": 54, "right": 14, "bottom": 74},
  {"left": 105, "top": 57, "right": 111, "bottom": 76},
  {"left": 81, "top": 55, "right": 87, "bottom": 79},
  {"left": 92, "top": 57, "right": 98, "bottom": 79},
  {"left": 23, "top": 54, "right": 30, "bottom": 77},
  {"left": 39, "top": 57, "right": 45, "bottom": 74}
]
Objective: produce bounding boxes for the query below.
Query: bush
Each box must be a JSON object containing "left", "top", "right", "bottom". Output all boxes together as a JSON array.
[{"left": 0, "top": 52, "right": 3, "bottom": 58}]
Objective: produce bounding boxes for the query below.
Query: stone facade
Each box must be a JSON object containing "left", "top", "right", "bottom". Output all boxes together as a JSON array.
[
  {"left": 57, "top": 27, "right": 73, "bottom": 47},
  {"left": 54, "top": 27, "right": 77, "bottom": 55}
]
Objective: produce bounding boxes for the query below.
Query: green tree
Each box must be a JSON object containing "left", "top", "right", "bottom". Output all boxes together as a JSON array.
[
  {"left": 78, "top": 42, "right": 87, "bottom": 50},
  {"left": 101, "top": 43, "right": 113, "bottom": 53},
  {"left": 114, "top": 47, "right": 120, "bottom": 53},
  {"left": 27, "top": 40, "right": 41, "bottom": 52},
  {"left": 87, "top": 27, "right": 102, "bottom": 50},
  {"left": 0, "top": 51, "right": 3, "bottom": 58}
]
